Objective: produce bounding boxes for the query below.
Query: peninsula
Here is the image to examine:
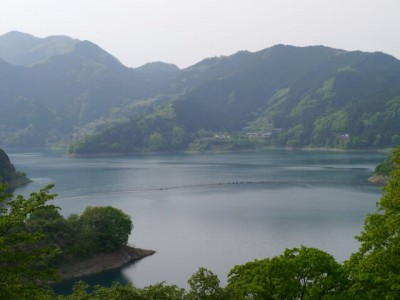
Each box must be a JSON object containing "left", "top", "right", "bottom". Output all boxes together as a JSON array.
[
  {"left": 59, "top": 246, "right": 155, "bottom": 280},
  {"left": 0, "top": 149, "right": 31, "bottom": 188}
]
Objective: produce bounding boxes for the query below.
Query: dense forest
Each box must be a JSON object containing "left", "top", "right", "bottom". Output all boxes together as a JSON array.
[
  {"left": 1, "top": 32, "right": 400, "bottom": 153},
  {"left": 0, "top": 148, "right": 30, "bottom": 187},
  {"left": 1, "top": 147, "right": 400, "bottom": 299}
]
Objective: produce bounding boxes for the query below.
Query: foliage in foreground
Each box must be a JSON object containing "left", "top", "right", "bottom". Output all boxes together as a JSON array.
[
  {"left": 345, "top": 146, "right": 400, "bottom": 299},
  {"left": 228, "top": 246, "right": 348, "bottom": 299},
  {"left": 2, "top": 147, "right": 400, "bottom": 299},
  {"left": 0, "top": 184, "right": 133, "bottom": 299},
  {"left": 0, "top": 184, "right": 60, "bottom": 299}
]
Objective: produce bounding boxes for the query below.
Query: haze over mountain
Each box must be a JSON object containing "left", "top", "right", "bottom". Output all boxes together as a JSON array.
[
  {"left": 1, "top": 32, "right": 399, "bottom": 152},
  {"left": 0, "top": 31, "right": 78, "bottom": 66}
]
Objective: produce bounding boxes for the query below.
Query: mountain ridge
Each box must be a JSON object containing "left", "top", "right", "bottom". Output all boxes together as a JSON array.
[
  {"left": 1, "top": 32, "right": 399, "bottom": 152},
  {"left": 0, "top": 31, "right": 78, "bottom": 66}
]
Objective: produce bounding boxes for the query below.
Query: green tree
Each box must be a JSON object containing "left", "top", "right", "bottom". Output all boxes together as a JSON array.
[
  {"left": 186, "top": 267, "right": 226, "bottom": 300},
  {"left": 0, "top": 184, "right": 60, "bottom": 299},
  {"left": 171, "top": 126, "right": 186, "bottom": 149},
  {"left": 62, "top": 281, "right": 143, "bottom": 300},
  {"left": 79, "top": 206, "right": 133, "bottom": 253},
  {"left": 59, "top": 281, "right": 186, "bottom": 300},
  {"left": 392, "top": 134, "right": 400, "bottom": 146},
  {"left": 148, "top": 132, "right": 167, "bottom": 151},
  {"left": 228, "top": 259, "right": 272, "bottom": 299},
  {"left": 346, "top": 146, "right": 400, "bottom": 299},
  {"left": 228, "top": 246, "right": 347, "bottom": 299},
  {"left": 373, "top": 134, "right": 382, "bottom": 147},
  {"left": 26, "top": 206, "right": 68, "bottom": 241},
  {"left": 288, "top": 124, "right": 305, "bottom": 147},
  {"left": 63, "top": 213, "right": 96, "bottom": 259},
  {"left": 140, "top": 282, "right": 185, "bottom": 300},
  {"left": 375, "top": 158, "right": 394, "bottom": 176}
]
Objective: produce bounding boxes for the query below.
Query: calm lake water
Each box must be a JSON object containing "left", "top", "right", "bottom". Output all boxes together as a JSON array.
[{"left": 11, "top": 150, "right": 385, "bottom": 290}]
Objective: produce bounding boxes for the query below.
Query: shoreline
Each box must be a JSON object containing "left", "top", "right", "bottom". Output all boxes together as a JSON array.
[
  {"left": 58, "top": 246, "right": 155, "bottom": 280},
  {"left": 8, "top": 176, "right": 33, "bottom": 190},
  {"left": 66, "top": 146, "right": 392, "bottom": 158}
]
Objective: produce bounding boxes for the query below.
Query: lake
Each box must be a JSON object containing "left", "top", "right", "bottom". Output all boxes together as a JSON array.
[{"left": 10, "top": 150, "right": 385, "bottom": 290}]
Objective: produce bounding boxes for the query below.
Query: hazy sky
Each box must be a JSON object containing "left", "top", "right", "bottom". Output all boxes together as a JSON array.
[{"left": 1, "top": 0, "right": 399, "bottom": 68}]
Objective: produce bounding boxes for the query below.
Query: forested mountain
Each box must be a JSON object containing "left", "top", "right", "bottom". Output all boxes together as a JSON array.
[
  {"left": 1, "top": 32, "right": 400, "bottom": 152},
  {"left": 173, "top": 46, "right": 400, "bottom": 148},
  {"left": 0, "top": 32, "right": 178, "bottom": 149},
  {"left": 70, "top": 45, "right": 400, "bottom": 153}
]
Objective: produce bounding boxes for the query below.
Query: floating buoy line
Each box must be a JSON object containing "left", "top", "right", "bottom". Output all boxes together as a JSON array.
[{"left": 55, "top": 178, "right": 375, "bottom": 200}]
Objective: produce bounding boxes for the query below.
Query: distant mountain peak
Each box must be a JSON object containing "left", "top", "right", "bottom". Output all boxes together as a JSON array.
[
  {"left": 136, "top": 61, "right": 180, "bottom": 74},
  {"left": 0, "top": 31, "right": 78, "bottom": 66},
  {"left": 71, "top": 40, "right": 126, "bottom": 72},
  {"left": 2, "top": 30, "right": 38, "bottom": 39}
]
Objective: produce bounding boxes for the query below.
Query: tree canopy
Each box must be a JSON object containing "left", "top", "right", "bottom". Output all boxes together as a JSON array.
[
  {"left": 79, "top": 206, "right": 133, "bottom": 253},
  {"left": 227, "top": 246, "right": 347, "bottom": 299},
  {"left": 26, "top": 205, "right": 133, "bottom": 260},
  {"left": 346, "top": 147, "right": 400, "bottom": 299}
]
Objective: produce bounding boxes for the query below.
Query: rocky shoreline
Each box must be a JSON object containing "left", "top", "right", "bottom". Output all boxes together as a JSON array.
[
  {"left": 368, "top": 174, "right": 389, "bottom": 185},
  {"left": 59, "top": 246, "right": 155, "bottom": 280}
]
